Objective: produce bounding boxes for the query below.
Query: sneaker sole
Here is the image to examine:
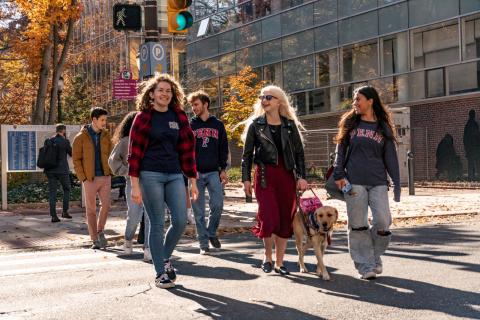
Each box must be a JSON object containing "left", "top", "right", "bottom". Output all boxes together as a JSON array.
[{"left": 156, "top": 282, "right": 175, "bottom": 289}]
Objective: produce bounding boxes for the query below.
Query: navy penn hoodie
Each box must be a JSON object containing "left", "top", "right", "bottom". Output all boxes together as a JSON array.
[{"left": 190, "top": 115, "right": 229, "bottom": 173}]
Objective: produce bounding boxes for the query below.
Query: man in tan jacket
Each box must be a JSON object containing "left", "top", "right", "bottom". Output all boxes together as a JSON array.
[{"left": 73, "top": 107, "right": 113, "bottom": 249}]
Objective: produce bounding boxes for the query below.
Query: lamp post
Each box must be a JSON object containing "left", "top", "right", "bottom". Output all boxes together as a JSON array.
[{"left": 57, "top": 76, "right": 65, "bottom": 123}]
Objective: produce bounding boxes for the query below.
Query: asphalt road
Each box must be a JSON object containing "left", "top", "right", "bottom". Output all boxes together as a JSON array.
[{"left": 1, "top": 219, "right": 479, "bottom": 320}]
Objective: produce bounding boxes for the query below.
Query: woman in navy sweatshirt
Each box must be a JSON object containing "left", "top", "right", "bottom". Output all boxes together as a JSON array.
[{"left": 333, "top": 86, "right": 400, "bottom": 280}]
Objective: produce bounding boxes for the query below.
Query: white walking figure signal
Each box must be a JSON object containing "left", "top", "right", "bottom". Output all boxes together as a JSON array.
[{"left": 116, "top": 8, "right": 127, "bottom": 27}]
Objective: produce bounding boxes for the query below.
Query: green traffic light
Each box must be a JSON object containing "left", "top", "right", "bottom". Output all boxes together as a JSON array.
[{"left": 176, "top": 11, "right": 193, "bottom": 30}]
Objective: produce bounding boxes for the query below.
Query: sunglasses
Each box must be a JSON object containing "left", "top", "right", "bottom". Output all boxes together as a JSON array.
[{"left": 258, "top": 95, "right": 277, "bottom": 101}]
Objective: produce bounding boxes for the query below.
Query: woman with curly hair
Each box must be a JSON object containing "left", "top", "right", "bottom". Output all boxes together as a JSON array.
[
  {"left": 333, "top": 86, "right": 400, "bottom": 280},
  {"left": 128, "top": 74, "right": 198, "bottom": 289}
]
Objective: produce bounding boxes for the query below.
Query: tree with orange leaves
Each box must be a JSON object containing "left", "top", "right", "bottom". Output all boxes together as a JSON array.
[
  {"left": 11, "top": 0, "right": 81, "bottom": 124},
  {"left": 222, "top": 66, "right": 265, "bottom": 146}
]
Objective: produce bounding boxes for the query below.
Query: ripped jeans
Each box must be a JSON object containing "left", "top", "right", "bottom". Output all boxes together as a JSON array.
[{"left": 345, "top": 184, "right": 392, "bottom": 274}]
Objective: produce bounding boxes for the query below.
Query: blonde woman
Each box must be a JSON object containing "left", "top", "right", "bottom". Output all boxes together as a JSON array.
[
  {"left": 241, "top": 85, "right": 308, "bottom": 275},
  {"left": 128, "top": 74, "right": 198, "bottom": 289}
]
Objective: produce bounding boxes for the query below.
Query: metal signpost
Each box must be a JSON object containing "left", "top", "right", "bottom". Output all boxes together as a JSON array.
[{"left": 139, "top": 42, "right": 168, "bottom": 80}]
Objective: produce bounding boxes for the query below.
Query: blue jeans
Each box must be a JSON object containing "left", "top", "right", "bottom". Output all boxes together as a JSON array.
[
  {"left": 192, "top": 171, "right": 224, "bottom": 249},
  {"left": 139, "top": 171, "right": 187, "bottom": 275},
  {"left": 125, "top": 179, "right": 150, "bottom": 248},
  {"left": 345, "top": 184, "right": 392, "bottom": 274}
]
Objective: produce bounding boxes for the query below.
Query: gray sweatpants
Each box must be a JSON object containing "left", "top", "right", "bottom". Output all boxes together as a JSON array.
[{"left": 345, "top": 184, "right": 392, "bottom": 274}]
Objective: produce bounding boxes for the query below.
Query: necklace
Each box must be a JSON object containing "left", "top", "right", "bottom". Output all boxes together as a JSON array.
[{"left": 269, "top": 124, "right": 280, "bottom": 134}]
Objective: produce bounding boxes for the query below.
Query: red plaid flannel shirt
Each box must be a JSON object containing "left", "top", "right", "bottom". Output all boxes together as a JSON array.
[{"left": 127, "top": 107, "right": 197, "bottom": 178}]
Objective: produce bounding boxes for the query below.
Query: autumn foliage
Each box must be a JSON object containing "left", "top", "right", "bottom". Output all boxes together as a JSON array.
[
  {"left": 222, "top": 66, "right": 265, "bottom": 146},
  {"left": 0, "top": 0, "right": 81, "bottom": 125}
]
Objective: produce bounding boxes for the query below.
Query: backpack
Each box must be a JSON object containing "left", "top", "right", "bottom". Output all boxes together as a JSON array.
[{"left": 37, "top": 138, "right": 59, "bottom": 169}]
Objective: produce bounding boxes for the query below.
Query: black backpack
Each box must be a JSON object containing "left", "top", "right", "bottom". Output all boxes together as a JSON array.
[{"left": 37, "top": 138, "right": 59, "bottom": 169}]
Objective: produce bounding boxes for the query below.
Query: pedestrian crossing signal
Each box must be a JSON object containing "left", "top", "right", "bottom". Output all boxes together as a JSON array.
[
  {"left": 167, "top": 0, "right": 193, "bottom": 34},
  {"left": 113, "top": 4, "right": 141, "bottom": 31}
]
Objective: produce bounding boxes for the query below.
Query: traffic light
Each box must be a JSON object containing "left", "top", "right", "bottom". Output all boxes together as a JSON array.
[
  {"left": 113, "top": 4, "right": 142, "bottom": 31},
  {"left": 167, "top": 0, "right": 193, "bottom": 34}
]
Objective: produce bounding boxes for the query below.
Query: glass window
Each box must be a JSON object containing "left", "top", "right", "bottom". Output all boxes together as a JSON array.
[
  {"left": 187, "top": 43, "right": 197, "bottom": 62},
  {"left": 291, "top": 92, "right": 307, "bottom": 115},
  {"left": 409, "top": 0, "right": 459, "bottom": 27},
  {"left": 381, "top": 32, "right": 409, "bottom": 75},
  {"left": 236, "top": 21, "right": 261, "bottom": 48},
  {"left": 342, "top": 41, "right": 378, "bottom": 82},
  {"left": 283, "top": 55, "right": 314, "bottom": 91},
  {"left": 411, "top": 22, "right": 459, "bottom": 69},
  {"left": 262, "top": 15, "right": 281, "bottom": 41},
  {"left": 211, "top": 10, "right": 240, "bottom": 33},
  {"left": 316, "top": 49, "right": 339, "bottom": 87},
  {"left": 200, "top": 78, "right": 220, "bottom": 110},
  {"left": 464, "top": 17, "right": 480, "bottom": 60},
  {"left": 218, "top": 0, "right": 235, "bottom": 9},
  {"left": 263, "top": 63, "right": 283, "bottom": 86},
  {"left": 426, "top": 68, "right": 445, "bottom": 97},
  {"left": 237, "top": 0, "right": 254, "bottom": 23},
  {"left": 379, "top": 2, "right": 408, "bottom": 35},
  {"left": 282, "top": 30, "right": 314, "bottom": 60},
  {"left": 368, "top": 77, "right": 396, "bottom": 104},
  {"left": 220, "top": 76, "right": 231, "bottom": 105},
  {"left": 314, "top": 22, "right": 338, "bottom": 51},
  {"left": 281, "top": 4, "right": 314, "bottom": 35},
  {"left": 195, "top": 0, "right": 218, "bottom": 19},
  {"left": 281, "top": 0, "right": 304, "bottom": 10},
  {"left": 197, "top": 57, "right": 218, "bottom": 79},
  {"left": 461, "top": 0, "right": 480, "bottom": 13},
  {"left": 236, "top": 44, "right": 263, "bottom": 71},
  {"left": 269, "top": 0, "right": 282, "bottom": 13},
  {"left": 219, "top": 30, "right": 235, "bottom": 53},
  {"left": 313, "top": 0, "right": 337, "bottom": 25},
  {"left": 253, "top": 0, "right": 271, "bottom": 18},
  {"left": 338, "top": 0, "right": 376, "bottom": 18},
  {"left": 339, "top": 11, "right": 378, "bottom": 45},
  {"left": 309, "top": 88, "right": 332, "bottom": 114},
  {"left": 448, "top": 62, "right": 480, "bottom": 94},
  {"left": 219, "top": 53, "right": 236, "bottom": 75},
  {"left": 263, "top": 39, "right": 282, "bottom": 64},
  {"left": 196, "top": 36, "right": 219, "bottom": 60},
  {"left": 379, "top": 0, "right": 403, "bottom": 4},
  {"left": 407, "top": 71, "right": 425, "bottom": 100}
]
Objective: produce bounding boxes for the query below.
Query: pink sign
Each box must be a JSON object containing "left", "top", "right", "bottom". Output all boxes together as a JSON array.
[{"left": 113, "top": 71, "right": 137, "bottom": 100}]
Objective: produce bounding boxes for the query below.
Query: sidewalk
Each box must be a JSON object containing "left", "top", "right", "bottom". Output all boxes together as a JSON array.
[{"left": 1, "top": 185, "right": 479, "bottom": 251}]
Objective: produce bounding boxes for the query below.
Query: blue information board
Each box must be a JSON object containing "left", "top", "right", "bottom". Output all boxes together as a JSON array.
[{"left": 7, "top": 131, "right": 37, "bottom": 171}]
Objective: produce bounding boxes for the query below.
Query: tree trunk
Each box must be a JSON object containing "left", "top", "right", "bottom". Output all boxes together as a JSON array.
[
  {"left": 48, "top": 5, "right": 76, "bottom": 124},
  {"left": 48, "top": 25, "right": 59, "bottom": 124},
  {"left": 32, "top": 29, "right": 53, "bottom": 125}
]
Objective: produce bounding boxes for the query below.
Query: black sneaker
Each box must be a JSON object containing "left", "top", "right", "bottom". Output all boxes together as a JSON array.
[
  {"left": 209, "top": 237, "right": 221, "bottom": 249},
  {"left": 91, "top": 240, "right": 101, "bottom": 250},
  {"left": 155, "top": 273, "right": 175, "bottom": 289},
  {"left": 164, "top": 260, "right": 176, "bottom": 282},
  {"left": 51, "top": 216, "right": 60, "bottom": 223},
  {"left": 61, "top": 212, "right": 72, "bottom": 219}
]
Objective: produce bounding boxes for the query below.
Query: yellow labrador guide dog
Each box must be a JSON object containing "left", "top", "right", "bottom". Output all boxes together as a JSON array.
[{"left": 293, "top": 190, "right": 338, "bottom": 280}]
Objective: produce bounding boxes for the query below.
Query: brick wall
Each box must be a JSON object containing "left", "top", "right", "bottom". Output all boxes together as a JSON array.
[{"left": 410, "top": 95, "right": 480, "bottom": 180}]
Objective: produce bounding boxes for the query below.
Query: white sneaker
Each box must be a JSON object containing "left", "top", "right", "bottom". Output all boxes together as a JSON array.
[
  {"left": 187, "top": 208, "right": 195, "bottom": 225},
  {"left": 143, "top": 247, "right": 152, "bottom": 262},
  {"left": 374, "top": 265, "right": 383, "bottom": 274},
  {"left": 123, "top": 240, "right": 133, "bottom": 255},
  {"left": 359, "top": 271, "right": 377, "bottom": 280}
]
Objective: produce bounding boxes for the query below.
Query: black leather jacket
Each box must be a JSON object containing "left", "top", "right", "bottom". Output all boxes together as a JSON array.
[{"left": 241, "top": 116, "right": 306, "bottom": 183}]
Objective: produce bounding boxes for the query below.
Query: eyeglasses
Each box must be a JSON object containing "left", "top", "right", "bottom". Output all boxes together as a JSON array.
[{"left": 258, "top": 95, "right": 277, "bottom": 101}]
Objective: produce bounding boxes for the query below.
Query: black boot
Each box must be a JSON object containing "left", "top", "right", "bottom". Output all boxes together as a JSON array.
[
  {"left": 51, "top": 215, "right": 60, "bottom": 223},
  {"left": 61, "top": 212, "right": 72, "bottom": 219}
]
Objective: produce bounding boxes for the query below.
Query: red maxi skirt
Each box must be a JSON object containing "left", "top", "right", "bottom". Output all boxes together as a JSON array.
[{"left": 252, "top": 157, "right": 297, "bottom": 239}]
